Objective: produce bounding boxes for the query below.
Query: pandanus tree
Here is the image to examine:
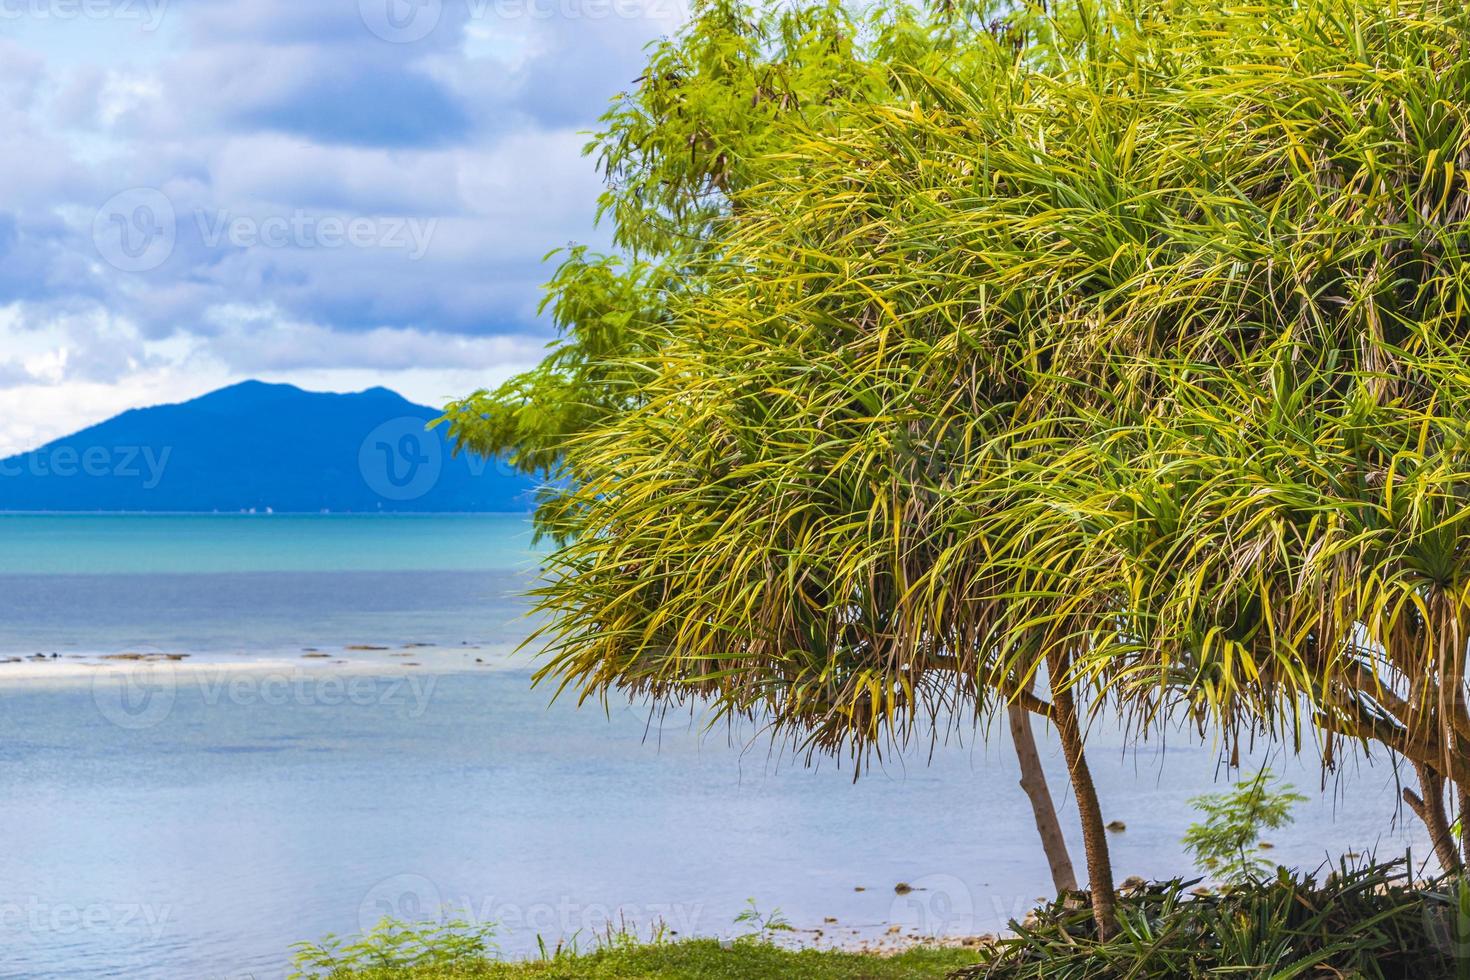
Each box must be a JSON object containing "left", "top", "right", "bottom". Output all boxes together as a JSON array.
[
  {"left": 443, "top": 0, "right": 1099, "bottom": 908},
  {"left": 947, "top": 0, "right": 1470, "bottom": 870},
  {"left": 453, "top": 0, "right": 1470, "bottom": 936}
]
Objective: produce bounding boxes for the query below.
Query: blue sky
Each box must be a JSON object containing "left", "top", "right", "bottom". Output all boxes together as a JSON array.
[{"left": 0, "top": 0, "right": 685, "bottom": 453}]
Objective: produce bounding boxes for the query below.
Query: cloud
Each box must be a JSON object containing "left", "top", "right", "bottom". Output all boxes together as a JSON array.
[
  {"left": 0, "top": 0, "right": 681, "bottom": 445},
  {"left": 200, "top": 313, "right": 549, "bottom": 372}
]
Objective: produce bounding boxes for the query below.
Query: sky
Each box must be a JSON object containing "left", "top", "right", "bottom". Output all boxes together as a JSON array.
[{"left": 0, "top": 0, "right": 688, "bottom": 454}]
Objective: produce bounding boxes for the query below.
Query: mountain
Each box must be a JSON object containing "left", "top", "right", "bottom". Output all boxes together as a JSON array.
[{"left": 0, "top": 381, "right": 536, "bottom": 513}]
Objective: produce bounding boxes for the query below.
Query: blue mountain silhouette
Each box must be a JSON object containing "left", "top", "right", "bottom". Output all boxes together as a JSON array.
[{"left": 0, "top": 381, "right": 534, "bottom": 513}]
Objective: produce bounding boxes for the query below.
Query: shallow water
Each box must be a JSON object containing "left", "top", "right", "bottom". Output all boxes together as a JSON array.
[{"left": 0, "top": 515, "right": 1431, "bottom": 979}]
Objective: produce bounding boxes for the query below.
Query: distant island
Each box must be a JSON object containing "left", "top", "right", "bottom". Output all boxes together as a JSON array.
[{"left": 0, "top": 381, "right": 535, "bottom": 513}]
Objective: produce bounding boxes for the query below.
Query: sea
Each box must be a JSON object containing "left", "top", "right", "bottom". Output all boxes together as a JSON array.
[{"left": 0, "top": 514, "right": 1430, "bottom": 979}]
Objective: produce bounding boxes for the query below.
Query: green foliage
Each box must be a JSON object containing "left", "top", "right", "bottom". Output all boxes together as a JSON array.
[
  {"left": 970, "top": 859, "right": 1459, "bottom": 980},
  {"left": 732, "top": 898, "right": 795, "bottom": 942},
  {"left": 1181, "top": 770, "right": 1306, "bottom": 885},
  {"left": 290, "top": 919, "right": 498, "bottom": 978},
  {"left": 287, "top": 937, "right": 980, "bottom": 979},
  {"left": 437, "top": 0, "right": 1008, "bottom": 521},
  {"left": 469, "top": 0, "right": 1470, "bottom": 798}
]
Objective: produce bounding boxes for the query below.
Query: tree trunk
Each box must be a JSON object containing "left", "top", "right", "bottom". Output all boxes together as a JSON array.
[
  {"left": 1405, "top": 761, "right": 1461, "bottom": 874},
  {"left": 1459, "top": 784, "right": 1470, "bottom": 869},
  {"left": 1047, "top": 648, "right": 1117, "bottom": 939},
  {"left": 1008, "top": 700, "right": 1079, "bottom": 895}
]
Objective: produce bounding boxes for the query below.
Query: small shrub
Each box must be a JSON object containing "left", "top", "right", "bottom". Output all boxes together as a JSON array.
[
  {"left": 733, "top": 899, "right": 795, "bottom": 943},
  {"left": 1182, "top": 769, "right": 1306, "bottom": 885},
  {"left": 289, "top": 918, "right": 497, "bottom": 978}
]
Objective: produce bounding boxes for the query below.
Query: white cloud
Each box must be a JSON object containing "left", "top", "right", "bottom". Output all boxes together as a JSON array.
[{"left": 0, "top": 0, "right": 681, "bottom": 447}]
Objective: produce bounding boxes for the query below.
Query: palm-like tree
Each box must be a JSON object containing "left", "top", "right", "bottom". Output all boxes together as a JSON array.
[{"left": 515, "top": 0, "right": 1470, "bottom": 936}]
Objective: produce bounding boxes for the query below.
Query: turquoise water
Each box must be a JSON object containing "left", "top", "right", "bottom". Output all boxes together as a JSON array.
[
  {"left": 0, "top": 515, "right": 542, "bottom": 658},
  {"left": 0, "top": 516, "right": 1432, "bottom": 979},
  {"left": 0, "top": 513, "right": 541, "bottom": 575}
]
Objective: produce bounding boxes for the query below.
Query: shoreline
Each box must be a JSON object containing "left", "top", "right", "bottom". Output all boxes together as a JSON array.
[{"left": 0, "top": 642, "right": 523, "bottom": 683}]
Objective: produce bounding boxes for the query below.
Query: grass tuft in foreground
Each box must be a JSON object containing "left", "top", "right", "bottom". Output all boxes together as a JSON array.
[
  {"left": 289, "top": 916, "right": 982, "bottom": 980},
  {"left": 294, "top": 934, "right": 980, "bottom": 979},
  {"left": 972, "top": 859, "right": 1465, "bottom": 980}
]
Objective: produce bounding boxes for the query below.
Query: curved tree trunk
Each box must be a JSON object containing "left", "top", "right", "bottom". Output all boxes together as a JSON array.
[
  {"left": 1046, "top": 649, "right": 1117, "bottom": 939},
  {"left": 1008, "top": 700, "right": 1079, "bottom": 895},
  {"left": 1459, "top": 783, "right": 1470, "bottom": 869},
  {"left": 1405, "top": 761, "right": 1461, "bottom": 874}
]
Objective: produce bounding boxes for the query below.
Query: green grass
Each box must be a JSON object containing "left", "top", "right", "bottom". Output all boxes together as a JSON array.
[{"left": 308, "top": 940, "right": 981, "bottom": 979}]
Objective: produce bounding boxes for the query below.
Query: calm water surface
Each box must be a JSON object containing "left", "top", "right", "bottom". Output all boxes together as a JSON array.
[{"left": 0, "top": 515, "right": 1430, "bottom": 979}]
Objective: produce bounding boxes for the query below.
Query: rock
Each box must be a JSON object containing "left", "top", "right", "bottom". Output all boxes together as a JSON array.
[
  {"left": 301, "top": 653, "right": 331, "bottom": 659},
  {"left": 101, "top": 652, "right": 188, "bottom": 662},
  {"left": 346, "top": 645, "right": 389, "bottom": 651},
  {"left": 893, "top": 883, "right": 913, "bottom": 895},
  {"left": 1106, "top": 820, "right": 1127, "bottom": 833}
]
